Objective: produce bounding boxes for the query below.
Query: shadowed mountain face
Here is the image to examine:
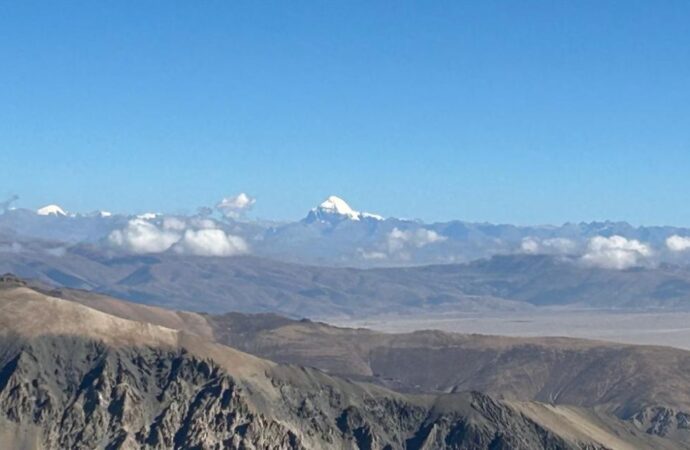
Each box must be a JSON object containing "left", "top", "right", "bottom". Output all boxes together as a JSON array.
[
  {"left": 3, "top": 248, "right": 690, "bottom": 318},
  {"left": 0, "top": 278, "right": 687, "bottom": 449}
]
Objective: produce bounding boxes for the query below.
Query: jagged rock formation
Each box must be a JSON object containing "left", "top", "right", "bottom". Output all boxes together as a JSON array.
[
  {"left": 0, "top": 334, "right": 610, "bottom": 450},
  {"left": 632, "top": 407, "right": 690, "bottom": 442},
  {"left": 0, "top": 336, "right": 300, "bottom": 449}
]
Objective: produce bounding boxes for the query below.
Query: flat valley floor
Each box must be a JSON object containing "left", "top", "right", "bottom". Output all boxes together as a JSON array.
[{"left": 332, "top": 309, "right": 690, "bottom": 351}]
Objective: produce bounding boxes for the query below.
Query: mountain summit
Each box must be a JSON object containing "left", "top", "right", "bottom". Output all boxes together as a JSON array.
[
  {"left": 36, "top": 204, "right": 67, "bottom": 216},
  {"left": 304, "top": 195, "right": 383, "bottom": 223},
  {"left": 317, "top": 196, "right": 360, "bottom": 219}
]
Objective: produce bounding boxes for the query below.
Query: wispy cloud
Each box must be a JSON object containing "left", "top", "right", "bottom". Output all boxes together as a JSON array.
[
  {"left": 216, "top": 193, "right": 256, "bottom": 219},
  {"left": 380, "top": 227, "right": 446, "bottom": 260},
  {"left": 387, "top": 228, "right": 446, "bottom": 253}
]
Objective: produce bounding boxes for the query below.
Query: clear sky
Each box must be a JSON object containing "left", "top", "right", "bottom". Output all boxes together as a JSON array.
[{"left": 1, "top": 1, "right": 689, "bottom": 225}]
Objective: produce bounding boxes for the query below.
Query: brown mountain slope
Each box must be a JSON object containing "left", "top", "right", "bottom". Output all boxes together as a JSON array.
[
  {"left": 25, "top": 277, "right": 690, "bottom": 443},
  {"left": 6, "top": 251, "right": 690, "bottom": 317},
  {"left": 0, "top": 276, "right": 685, "bottom": 449},
  {"left": 205, "top": 313, "right": 690, "bottom": 441}
]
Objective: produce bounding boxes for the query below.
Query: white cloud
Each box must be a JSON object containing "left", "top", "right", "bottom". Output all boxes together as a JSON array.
[
  {"left": 216, "top": 193, "right": 256, "bottom": 218},
  {"left": 173, "top": 229, "right": 248, "bottom": 256},
  {"left": 108, "top": 219, "right": 181, "bottom": 254},
  {"left": 190, "top": 218, "right": 218, "bottom": 229},
  {"left": 387, "top": 227, "right": 446, "bottom": 254},
  {"left": 109, "top": 218, "right": 248, "bottom": 257},
  {"left": 666, "top": 235, "right": 690, "bottom": 252},
  {"left": 162, "top": 217, "right": 187, "bottom": 231},
  {"left": 521, "top": 237, "right": 577, "bottom": 255},
  {"left": 580, "top": 235, "right": 652, "bottom": 270},
  {"left": 521, "top": 237, "right": 540, "bottom": 254}
]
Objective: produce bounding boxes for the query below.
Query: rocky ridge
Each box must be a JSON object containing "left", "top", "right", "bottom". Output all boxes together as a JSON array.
[{"left": 0, "top": 279, "right": 686, "bottom": 449}]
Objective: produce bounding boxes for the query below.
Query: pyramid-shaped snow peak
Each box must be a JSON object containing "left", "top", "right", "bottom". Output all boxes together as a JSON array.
[
  {"left": 304, "top": 196, "right": 383, "bottom": 223},
  {"left": 317, "top": 196, "right": 360, "bottom": 220}
]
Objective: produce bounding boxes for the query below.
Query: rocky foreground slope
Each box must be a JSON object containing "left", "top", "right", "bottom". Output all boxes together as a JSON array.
[
  {"left": 0, "top": 276, "right": 686, "bottom": 449},
  {"left": 40, "top": 279, "right": 690, "bottom": 444}
]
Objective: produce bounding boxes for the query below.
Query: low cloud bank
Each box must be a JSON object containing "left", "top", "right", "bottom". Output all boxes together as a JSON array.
[
  {"left": 666, "top": 235, "right": 690, "bottom": 252},
  {"left": 357, "top": 227, "right": 447, "bottom": 262},
  {"left": 108, "top": 217, "right": 248, "bottom": 256},
  {"left": 521, "top": 237, "right": 577, "bottom": 255},
  {"left": 520, "top": 235, "right": 655, "bottom": 270},
  {"left": 174, "top": 229, "right": 248, "bottom": 256},
  {"left": 580, "top": 235, "right": 651, "bottom": 270},
  {"left": 387, "top": 228, "right": 446, "bottom": 254},
  {"left": 108, "top": 219, "right": 181, "bottom": 254}
]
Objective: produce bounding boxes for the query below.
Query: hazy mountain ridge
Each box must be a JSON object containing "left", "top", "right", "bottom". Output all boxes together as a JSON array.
[
  {"left": 3, "top": 246, "right": 690, "bottom": 317},
  {"left": 3, "top": 197, "right": 690, "bottom": 268}
]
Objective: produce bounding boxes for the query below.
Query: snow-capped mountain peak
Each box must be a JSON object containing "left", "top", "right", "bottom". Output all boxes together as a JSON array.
[
  {"left": 317, "top": 196, "right": 361, "bottom": 220},
  {"left": 304, "top": 195, "right": 384, "bottom": 223},
  {"left": 37, "top": 204, "right": 67, "bottom": 216}
]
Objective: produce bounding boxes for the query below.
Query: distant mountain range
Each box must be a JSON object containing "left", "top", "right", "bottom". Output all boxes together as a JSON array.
[
  {"left": 2, "top": 195, "right": 690, "bottom": 268},
  {"left": 3, "top": 195, "right": 690, "bottom": 320}
]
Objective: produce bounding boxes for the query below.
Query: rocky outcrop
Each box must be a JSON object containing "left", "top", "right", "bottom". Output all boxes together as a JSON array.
[
  {"left": 0, "top": 336, "right": 302, "bottom": 449},
  {"left": 631, "top": 406, "right": 690, "bottom": 440},
  {"left": 0, "top": 334, "right": 607, "bottom": 450}
]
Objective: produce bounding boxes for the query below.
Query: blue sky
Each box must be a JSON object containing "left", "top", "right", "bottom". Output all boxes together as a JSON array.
[{"left": 1, "top": 1, "right": 689, "bottom": 225}]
